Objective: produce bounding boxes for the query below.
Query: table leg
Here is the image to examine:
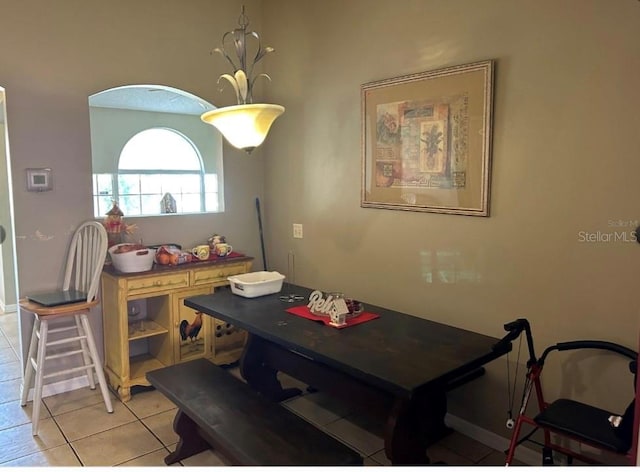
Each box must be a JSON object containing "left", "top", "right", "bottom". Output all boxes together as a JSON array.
[
  {"left": 164, "top": 410, "right": 210, "bottom": 465},
  {"left": 385, "top": 389, "right": 451, "bottom": 465},
  {"left": 239, "top": 333, "right": 302, "bottom": 402}
]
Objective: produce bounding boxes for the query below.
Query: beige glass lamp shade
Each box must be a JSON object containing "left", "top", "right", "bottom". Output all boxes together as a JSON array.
[
  {"left": 201, "top": 104, "right": 285, "bottom": 153},
  {"left": 203, "top": 7, "right": 284, "bottom": 153}
]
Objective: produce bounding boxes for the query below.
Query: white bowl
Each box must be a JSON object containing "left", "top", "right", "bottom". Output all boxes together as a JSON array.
[
  {"left": 227, "top": 271, "right": 285, "bottom": 298},
  {"left": 109, "top": 244, "right": 156, "bottom": 273}
]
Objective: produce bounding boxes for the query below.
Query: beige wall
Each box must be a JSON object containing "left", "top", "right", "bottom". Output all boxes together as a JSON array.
[
  {"left": 262, "top": 0, "right": 640, "bottom": 438},
  {"left": 1, "top": 101, "right": 18, "bottom": 309},
  {"left": 0, "top": 0, "right": 266, "bottom": 359},
  {"left": 1, "top": 0, "right": 639, "bottom": 445}
]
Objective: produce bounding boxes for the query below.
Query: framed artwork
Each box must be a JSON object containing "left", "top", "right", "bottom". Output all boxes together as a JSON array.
[{"left": 361, "top": 60, "right": 494, "bottom": 216}]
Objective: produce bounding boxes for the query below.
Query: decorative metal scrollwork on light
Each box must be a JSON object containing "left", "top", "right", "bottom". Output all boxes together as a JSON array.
[{"left": 201, "top": 6, "right": 284, "bottom": 153}]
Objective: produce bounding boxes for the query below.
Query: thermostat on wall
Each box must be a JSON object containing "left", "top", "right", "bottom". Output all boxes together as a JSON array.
[{"left": 26, "top": 168, "right": 52, "bottom": 192}]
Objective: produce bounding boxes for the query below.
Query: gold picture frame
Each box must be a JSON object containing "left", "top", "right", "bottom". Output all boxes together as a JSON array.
[{"left": 361, "top": 60, "right": 494, "bottom": 216}]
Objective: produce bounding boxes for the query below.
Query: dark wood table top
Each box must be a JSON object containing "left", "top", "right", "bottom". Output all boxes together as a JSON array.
[{"left": 185, "top": 284, "right": 511, "bottom": 399}]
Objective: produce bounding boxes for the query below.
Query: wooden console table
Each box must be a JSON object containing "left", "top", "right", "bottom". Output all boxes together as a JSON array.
[{"left": 101, "top": 255, "right": 253, "bottom": 401}]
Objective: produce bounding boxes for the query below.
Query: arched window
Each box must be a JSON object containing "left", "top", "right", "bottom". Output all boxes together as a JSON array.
[
  {"left": 119, "top": 128, "right": 201, "bottom": 171},
  {"left": 93, "top": 128, "right": 219, "bottom": 216},
  {"left": 90, "top": 84, "right": 222, "bottom": 218}
]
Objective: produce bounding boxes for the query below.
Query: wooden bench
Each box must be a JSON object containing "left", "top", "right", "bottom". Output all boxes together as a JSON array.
[{"left": 146, "top": 358, "right": 363, "bottom": 466}]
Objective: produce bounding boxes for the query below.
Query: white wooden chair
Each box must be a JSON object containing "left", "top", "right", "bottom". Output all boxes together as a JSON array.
[{"left": 20, "top": 221, "right": 113, "bottom": 435}]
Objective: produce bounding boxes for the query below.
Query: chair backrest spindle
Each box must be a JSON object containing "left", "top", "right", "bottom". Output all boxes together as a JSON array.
[{"left": 62, "top": 221, "right": 107, "bottom": 302}]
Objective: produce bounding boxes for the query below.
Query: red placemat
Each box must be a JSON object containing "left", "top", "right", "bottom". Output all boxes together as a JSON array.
[{"left": 286, "top": 305, "right": 379, "bottom": 329}]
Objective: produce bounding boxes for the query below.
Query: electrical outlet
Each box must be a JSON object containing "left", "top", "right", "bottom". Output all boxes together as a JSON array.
[{"left": 293, "top": 223, "right": 303, "bottom": 239}]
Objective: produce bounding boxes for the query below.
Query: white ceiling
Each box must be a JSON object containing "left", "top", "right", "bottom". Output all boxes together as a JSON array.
[{"left": 89, "top": 85, "right": 215, "bottom": 115}]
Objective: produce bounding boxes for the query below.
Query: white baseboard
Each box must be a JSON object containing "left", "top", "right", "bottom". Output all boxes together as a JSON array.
[
  {"left": 22, "top": 375, "right": 94, "bottom": 402},
  {"left": 0, "top": 301, "right": 17, "bottom": 313},
  {"left": 445, "top": 413, "right": 541, "bottom": 466}
]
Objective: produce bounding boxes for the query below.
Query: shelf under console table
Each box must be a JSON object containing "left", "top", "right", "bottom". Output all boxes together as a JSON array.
[{"left": 101, "top": 255, "right": 253, "bottom": 402}]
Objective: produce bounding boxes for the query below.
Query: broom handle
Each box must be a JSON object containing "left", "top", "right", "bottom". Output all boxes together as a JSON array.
[{"left": 255, "top": 197, "right": 268, "bottom": 271}]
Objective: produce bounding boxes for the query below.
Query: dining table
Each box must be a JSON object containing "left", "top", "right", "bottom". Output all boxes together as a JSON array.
[{"left": 184, "top": 284, "right": 512, "bottom": 465}]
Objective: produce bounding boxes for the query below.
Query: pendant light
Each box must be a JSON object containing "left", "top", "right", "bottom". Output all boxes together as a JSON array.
[{"left": 201, "top": 6, "right": 284, "bottom": 153}]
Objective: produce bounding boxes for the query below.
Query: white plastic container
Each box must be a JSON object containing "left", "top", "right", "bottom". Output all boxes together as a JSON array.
[
  {"left": 109, "top": 244, "right": 156, "bottom": 273},
  {"left": 228, "top": 271, "right": 285, "bottom": 298}
]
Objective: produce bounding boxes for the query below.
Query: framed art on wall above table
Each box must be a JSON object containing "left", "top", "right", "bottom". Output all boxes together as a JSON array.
[{"left": 361, "top": 60, "right": 494, "bottom": 216}]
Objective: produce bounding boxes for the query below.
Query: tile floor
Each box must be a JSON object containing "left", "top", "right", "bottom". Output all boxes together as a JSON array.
[{"left": 0, "top": 309, "right": 524, "bottom": 466}]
